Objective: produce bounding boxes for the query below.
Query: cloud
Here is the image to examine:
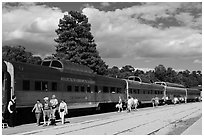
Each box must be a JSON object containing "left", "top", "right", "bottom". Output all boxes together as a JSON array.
[
  {"left": 2, "top": 2, "right": 65, "bottom": 56},
  {"left": 2, "top": 2, "right": 202, "bottom": 62},
  {"left": 82, "top": 2, "right": 202, "bottom": 59},
  {"left": 193, "top": 59, "right": 202, "bottom": 64},
  {"left": 100, "top": 2, "right": 111, "bottom": 7}
]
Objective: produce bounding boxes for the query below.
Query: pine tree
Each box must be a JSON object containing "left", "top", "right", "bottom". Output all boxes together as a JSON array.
[{"left": 54, "top": 11, "right": 108, "bottom": 75}]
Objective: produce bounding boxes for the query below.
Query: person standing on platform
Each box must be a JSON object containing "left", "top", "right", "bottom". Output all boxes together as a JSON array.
[
  {"left": 43, "top": 97, "right": 51, "bottom": 126},
  {"left": 127, "top": 96, "right": 133, "bottom": 112},
  {"left": 117, "top": 96, "right": 123, "bottom": 112},
  {"left": 151, "top": 97, "right": 155, "bottom": 108},
  {"left": 7, "top": 95, "right": 17, "bottom": 127},
  {"left": 32, "top": 100, "right": 43, "bottom": 126},
  {"left": 50, "top": 95, "right": 58, "bottom": 121},
  {"left": 59, "top": 99, "right": 68, "bottom": 124},
  {"left": 154, "top": 96, "right": 159, "bottom": 107},
  {"left": 133, "top": 97, "right": 139, "bottom": 110}
]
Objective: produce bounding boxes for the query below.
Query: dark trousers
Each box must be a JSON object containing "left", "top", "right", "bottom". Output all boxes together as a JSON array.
[{"left": 8, "top": 113, "right": 16, "bottom": 127}]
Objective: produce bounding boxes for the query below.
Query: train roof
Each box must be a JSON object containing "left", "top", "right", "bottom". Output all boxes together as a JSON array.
[
  {"left": 127, "top": 80, "right": 164, "bottom": 90},
  {"left": 155, "top": 81, "right": 185, "bottom": 88},
  {"left": 95, "top": 75, "right": 126, "bottom": 86},
  {"left": 187, "top": 87, "right": 201, "bottom": 92},
  {"left": 189, "top": 86, "right": 202, "bottom": 91},
  {"left": 128, "top": 76, "right": 152, "bottom": 83},
  {"left": 41, "top": 59, "right": 93, "bottom": 74},
  {"left": 6, "top": 60, "right": 94, "bottom": 78}
]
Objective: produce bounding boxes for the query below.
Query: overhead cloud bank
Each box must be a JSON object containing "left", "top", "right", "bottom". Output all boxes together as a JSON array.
[
  {"left": 82, "top": 2, "right": 202, "bottom": 59},
  {"left": 2, "top": 2, "right": 202, "bottom": 61},
  {"left": 2, "top": 2, "right": 65, "bottom": 56}
]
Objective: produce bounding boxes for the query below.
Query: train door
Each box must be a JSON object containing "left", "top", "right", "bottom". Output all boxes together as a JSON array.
[{"left": 2, "top": 70, "right": 11, "bottom": 120}]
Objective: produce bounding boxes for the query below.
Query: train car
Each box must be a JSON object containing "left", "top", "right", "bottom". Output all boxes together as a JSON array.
[
  {"left": 186, "top": 88, "right": 201, "bottom": 102},
  {"left": 2, "top": 60, "right": 127, "bottom": 112},
  {"left": 126, "top": 76, "right": 165, "bottom": 105},
  {"left": 155, "top": 82, "right": 187, "bottom": 104},
  {"left": 3, "top": 59, "right": 201, "bottom": 125},
  {"left": 3, "top": 59, "right": 95, "bottom": 110},
  {"left": 94, "top": 75, "right": 126, "bottom": 109}
]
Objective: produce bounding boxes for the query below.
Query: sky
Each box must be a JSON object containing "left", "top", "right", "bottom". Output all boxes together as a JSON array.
[{"left": 2, "top": 2, "right": 202, "bottom": 72}]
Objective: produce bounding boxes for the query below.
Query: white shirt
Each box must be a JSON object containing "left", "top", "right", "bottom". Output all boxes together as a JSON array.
[{"left": 59, "top": 102, "right": 68, "bottom": 113}]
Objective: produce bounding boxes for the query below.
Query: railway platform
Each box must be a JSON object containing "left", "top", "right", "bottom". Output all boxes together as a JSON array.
[{"left": 2, "top": 102, "right": 202, "bottom": 135}]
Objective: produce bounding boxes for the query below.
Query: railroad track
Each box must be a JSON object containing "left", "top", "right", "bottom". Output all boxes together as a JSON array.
[{"left": 20, "top": 103, "right": 201, "bottom": 135}]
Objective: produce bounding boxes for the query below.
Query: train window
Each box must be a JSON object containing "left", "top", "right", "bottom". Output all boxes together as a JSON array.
[
  {"left": 103, "top": 86, "right": 109, "bottom": 93},
  {"left": 52, "top": 82, "right": 57, "bottom": 91},
  {"left": 23, "top": 80, "right": 30, "bottom": 91},
  {"left": 129, "top": 89, "right": 133, "bottom": 94},
  {"left": 51, "top": 60, "right": 63, "bottom": 68},
  {"left": 117, "top": 88, "right": 122, "bottom": 93},
  {"left": 81, "top": 86, "right": 85, "bottom": 92},
  {"left": 67, "top": 85, "right": 72, "bottom": 92},
  {"left": 128, "top": 77, "right": 134, "bottom": 81},
  {"left": 95, "top": 86, "right": 98, "bottom": 93},
  {"left": 143, "top": 90, "right": 145, "bottom": 94},
  {"left": 137, "top": 89, "right": 140, "bottom": 94},
  {"left": 42, "top": 82, "right": 48, "bottom": 91},
  {"left": 42, "top": 61, "right": 51, "bottom": 66},
  {"left": 111, "top": 87, "right": 115, "bottom": 93},
  {"left": 35, "top": 81, "right": 41, "bottom": 90},
  {"left": 75, "top": 86, "right": 79, "bottom": 92},
  {"left": 35, "top": 81, "right": 48, "bottom": 91},
  {"left": 87, "top": 86, "right": 91, "bottom": 92}
]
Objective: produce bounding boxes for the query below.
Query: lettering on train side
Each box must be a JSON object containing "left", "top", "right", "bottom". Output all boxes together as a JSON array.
[{"left": 61, "top": 77, "right": 95, "bottom": 84}]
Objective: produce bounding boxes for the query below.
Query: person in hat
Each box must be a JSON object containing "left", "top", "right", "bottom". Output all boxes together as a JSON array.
[
  {"left": 50, "top": 95, "right": 58, "bottom": 120},
  {"left": 42, "top": 97, "right": 51, "bottom": 126}
]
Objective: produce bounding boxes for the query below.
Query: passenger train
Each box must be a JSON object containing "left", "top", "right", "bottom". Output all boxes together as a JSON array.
[{"left": 2, "top": 59, "right": 201, "bottom": 117}]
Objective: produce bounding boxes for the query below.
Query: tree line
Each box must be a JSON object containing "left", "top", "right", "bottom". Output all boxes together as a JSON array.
[
  {"left": 2, "top": 11, "right": 202, "bottom": 88},
  {"left": 106, "top": 65, "right": 202, "bottom": 88},
  {"left": 2, "top": 45, "right": 202, "bottom": 88}
]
